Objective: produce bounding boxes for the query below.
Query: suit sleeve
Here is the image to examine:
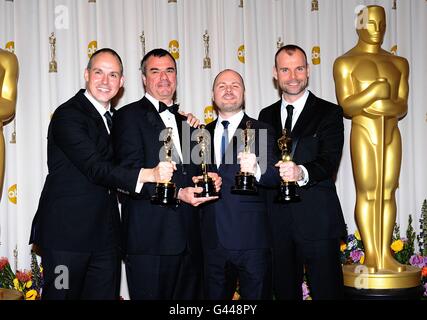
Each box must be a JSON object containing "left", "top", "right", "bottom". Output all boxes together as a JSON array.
[
  {"left": 50, "top": 106, "right": 139, "bottom": 192},
  {"left": 303, "top": 106, "right": 344, "bottom": 185},
  {"left": 257, "top": 122, "right": 281, "bottom": 188},
  {"left": 258, "top": 109, "right": 268, "bottom": 125},
  {"left": 111, "top": 106, "right": 154, "bottom": 197}
]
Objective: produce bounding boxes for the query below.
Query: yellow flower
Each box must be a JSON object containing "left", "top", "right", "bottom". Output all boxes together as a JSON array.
[
  {"left": 26, "top": 280, "right": 33, "bottom": 289},
  {"left": 391, "top": 239, "right": 404, "bottom": 252},
  {"left": 360, "top": 254, "right": 365, "bottom": 264},
  {"left": 13, "top": 278, "right": 21, "bottom": 291},
  {"left": 25, "top": 289, "right": 38, "bottom": 300},
  {"left": 354, "top": 230, "right": 361, "bottom": 241},
  {"left": 340, "top": 242, "right": 347, "bottom": 252}
]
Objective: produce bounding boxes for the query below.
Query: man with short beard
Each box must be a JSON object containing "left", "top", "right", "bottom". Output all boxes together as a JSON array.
[
  {"left": 258, "top": 45, "right": 346, "bottom": 300},
  {"left": 199, "top": 69, "right": 279, "bottom": 300}
]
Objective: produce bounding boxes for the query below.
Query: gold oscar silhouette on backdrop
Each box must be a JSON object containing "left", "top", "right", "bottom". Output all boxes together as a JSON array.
[
  {"left": 333, "top": 5, "right": 420, "bottom": 290},
  {"left": 0, "top": 49, "right": 18, "bottom": 200}
]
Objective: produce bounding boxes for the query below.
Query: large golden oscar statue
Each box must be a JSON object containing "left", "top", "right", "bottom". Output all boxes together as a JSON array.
[
  {"left": 0, "top": 49, "right": 18, "bottom": 200},
  {"left": 333, "top": 5, "right": 420, "bottom": 294}
]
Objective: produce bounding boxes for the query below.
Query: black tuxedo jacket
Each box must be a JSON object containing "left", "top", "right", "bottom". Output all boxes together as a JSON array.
[
  {"left": 199, "top": 114, "right": 280, "bottom": 250},
  {"left": 30, "top": 89, "right": 140, "bottom": 252},
  {"left": 258, "top": 91, "right": 346, "bottom": 242},
  {"left": 112, "top": 96, "right": 201, "bottom": 256}
]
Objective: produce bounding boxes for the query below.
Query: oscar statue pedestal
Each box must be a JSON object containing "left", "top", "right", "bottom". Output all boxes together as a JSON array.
[{"left": 343, "top": 264, "right": 422, "bottom": 300}]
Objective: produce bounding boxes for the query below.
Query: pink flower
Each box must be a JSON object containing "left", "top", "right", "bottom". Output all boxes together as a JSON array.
[
  {"left": 350, "top": 249, "right": 364, "bottom": 263},
  {"left": 302, "top": 281, "right": 311, "bottom": 300},
  {"left": 409, "top": 255, "right": 426, "bottom": 268}
]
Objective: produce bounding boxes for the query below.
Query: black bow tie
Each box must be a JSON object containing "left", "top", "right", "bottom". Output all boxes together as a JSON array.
[{"left": 159, "top": 102, "right": 179, "bottom": 114}]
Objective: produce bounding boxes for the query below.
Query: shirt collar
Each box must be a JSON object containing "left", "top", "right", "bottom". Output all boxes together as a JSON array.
[
  {"left": 84, "top": 90, "right": 112, "bottom": 116},
  {"left": 216, "top": 110, "right": 245, "bottom": 130},
  {"left": 281, "top": 89, "right": 310, "bottom": 113},
  {"left": 145, "top": 93, "right": 175, "bottom": 112}
]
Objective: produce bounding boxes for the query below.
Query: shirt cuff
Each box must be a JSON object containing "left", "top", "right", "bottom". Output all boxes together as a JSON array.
[
  {"left": 135, "top": 182, "right": 144, "bottom": 193},
  {"left": 297, "top": 165, "right": 309, "bottom": 186},
  {"left": 254, "top": 164, "right": 261, "bottom": 182},
  {"left": 135, "top": 168, "right": 145, "bottom": 193}
]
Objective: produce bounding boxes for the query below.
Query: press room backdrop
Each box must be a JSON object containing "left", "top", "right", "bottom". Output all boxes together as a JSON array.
[{"left": 1, "top": 0, "right": 426, "bottom": 272}]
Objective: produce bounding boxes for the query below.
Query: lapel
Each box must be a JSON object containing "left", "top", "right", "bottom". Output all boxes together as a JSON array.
[
  {"left": 75, "top": 89, "right": 109, "bottom": 138},
  {"left": 141, "top": 96, "right": 166, "bottom": 132},
  {"left": 234, "top": 113, "right": 251, "bottom": 155},
  {"left": 290, "top": 91, "right": 318, "bottom": 156},
  {"left": 206, "top": 119, "right": 218, "bottom": 173},
  {"left": 172, "top": 112, "right": 187, "bottom": 165},
  {"left": 271, "top": 100, "right": 283, "bottom": 133},
  {"left": 174, "top": 112, "right": 185, "bottom": 146},
  {"left": 219, "top": 113, "right": 250, "bottom": 171},
  {"left": 141, "top": 97, "right": 184, "bottom": 164}
]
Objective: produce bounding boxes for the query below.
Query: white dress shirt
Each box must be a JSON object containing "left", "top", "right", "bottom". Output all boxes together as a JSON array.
[
  {"left": 280, "top": 89, "right": 310, "bottom": 186},
  {"left": 214, "top": 111, "right": 261, "bottom": 181},
  {"left": 84, "top": 90, "right": 112, "bottom": 134},
  {"left": 280, "top": 89, "right": 309, "bottom": 132},
  {"left": 135, "top": 94, "right": 184, "bottom": 193},
  {"left": 145, "top": 93, "right": 183, "bottom": 162},
  {"left": 85, "top": 90, "right": 136, "bottom": 195}
]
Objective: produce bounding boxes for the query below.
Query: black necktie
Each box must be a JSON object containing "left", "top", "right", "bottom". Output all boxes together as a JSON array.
[
  {"left": 159, "top": 102, "right": 179, "bottom": 114},
  {"left": 104, "top": 111, "right": 113, "bottom": 132},
  {"left": 221, "top": 120, "right": 230, "bottom": 164},
  {"left": 285, "top": 104, "right": 294, "bottom": 133}
]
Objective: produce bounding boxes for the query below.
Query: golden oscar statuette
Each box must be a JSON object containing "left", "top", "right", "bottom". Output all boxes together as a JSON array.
[
  {"left": 49, "top": 32, "right": 58, "bottom": 73},
  {"left": 276, "top": 128, "right": 300, "bottom": 203},
  {"left": 203, "top": 30, "right": 211, "bottom": 69},
  {"left": 333, "top": 5, "right": 421, "bottom": 296},
  {"left": 277, "top": 37, "right": 284, "bottom": 50},
  {"left": 0, "top": 48, "right": 18, "bottom": 199},
  {"left": 194, "top": 125, "right": 217, "bottom": 197},
  {"left": 151, "top": 128, "right": 179, "bottom": 206},
  {"left": 140, "top": 31, "right": 146, "bottom": 59},
  {"left": 231, "top": 121, "right": 257, "bottom": 195}
]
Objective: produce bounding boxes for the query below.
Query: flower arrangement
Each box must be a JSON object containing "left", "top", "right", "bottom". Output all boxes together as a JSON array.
[
  {"left": 391, "top": 215, "right": 416, "bottom": 264},
  {"left": 287, "top": 201, "right": 427, "bottom": 300},
  {"left": 341, "top": 229, "right": 365, "bottom": 265},
  {"left": 339, "top": 201, "right": 427, "bottom": 297},
  {"left": 390, "top": 213, "right": 427, "bottom": 296},
  {"left": 302, "top": 278, "right": 311, "bottom": 300},
  {"left": 0, "top": 251, "right": 43, "bottom": 300}
]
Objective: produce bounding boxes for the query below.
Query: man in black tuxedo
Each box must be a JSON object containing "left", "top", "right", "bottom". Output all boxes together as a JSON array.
[
  {"left": 29, "top": 48, "right": 161, "bottom": 299},
  {"left": 200, "top": 69, "right": 279, "bottom": 299},
  {"left": 258, "top": 45, "right": 346, "bottom": 299},
  {"left": 112, "top": 48, "right": 220, "bottom": 300}
]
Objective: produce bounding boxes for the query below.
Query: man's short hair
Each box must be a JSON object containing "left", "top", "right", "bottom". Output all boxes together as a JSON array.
[
  {"left": 86, "top": 48, "right": 124, "bottom": 75},
  {"left": 275, "top": 44, "right": 308, "bottom": 68},
  {"left": 140, "top": 48, "right": 177, "bottom": 75}
]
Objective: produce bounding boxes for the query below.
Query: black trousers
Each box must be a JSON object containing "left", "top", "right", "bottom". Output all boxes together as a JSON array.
[
  {"left": 272, "top": 228, "right": 344, "bottom": 300},
  {"left": 203, "top": 244, "right": 272, "bottom": 300},
  {"left": 125, "top": 249, "right": 203, "bottom": 300},
  {"left": 41, "top": 247, "right": 121, "bottom": 300}
]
